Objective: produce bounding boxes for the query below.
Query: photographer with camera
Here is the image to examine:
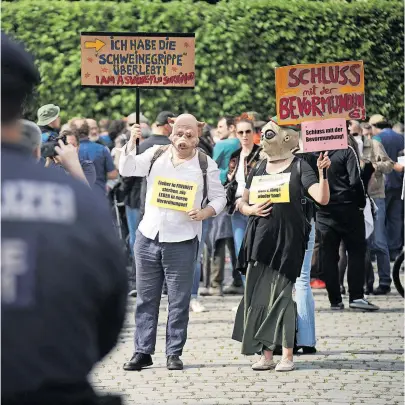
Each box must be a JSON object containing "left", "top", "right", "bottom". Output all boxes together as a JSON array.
[{"left": 41, "top": 129, "right": 95, "bottom": 187}]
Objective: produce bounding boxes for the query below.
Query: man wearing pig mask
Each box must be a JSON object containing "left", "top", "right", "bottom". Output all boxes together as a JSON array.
[{"left": 119, "top": 113, "right": 226, "bottom": 371}]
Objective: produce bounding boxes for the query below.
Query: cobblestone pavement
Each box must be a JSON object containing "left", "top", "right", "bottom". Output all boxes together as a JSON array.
[{"left": 92, "top": 284, "right": 404, "bottom": 405}]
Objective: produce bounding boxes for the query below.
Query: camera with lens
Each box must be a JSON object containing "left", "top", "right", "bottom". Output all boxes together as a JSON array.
[{"left": 41, "top": 134, "right": 67, "bottom": 159}]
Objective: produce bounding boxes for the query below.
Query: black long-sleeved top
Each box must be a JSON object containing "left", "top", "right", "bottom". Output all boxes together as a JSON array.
[{"left": 315, "top": 146, "right": 366, "bottom": 209}]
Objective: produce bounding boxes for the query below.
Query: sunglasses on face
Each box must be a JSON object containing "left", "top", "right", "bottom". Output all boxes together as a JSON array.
[{"left": 237, "top": 129, "right": 252, "bottom": 136}]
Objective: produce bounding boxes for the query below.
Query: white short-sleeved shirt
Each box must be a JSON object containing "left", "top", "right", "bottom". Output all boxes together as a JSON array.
[{"left": 235, "top": 153, "right": 247, "bottom": 198}]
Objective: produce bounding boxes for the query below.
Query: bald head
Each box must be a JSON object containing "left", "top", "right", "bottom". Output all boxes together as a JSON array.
[
  {"left": 86, "top": 119, "right": 99, "bottom": 137},
  {"left": 70, "top": 118, "right": 90, "bottom": 140}
]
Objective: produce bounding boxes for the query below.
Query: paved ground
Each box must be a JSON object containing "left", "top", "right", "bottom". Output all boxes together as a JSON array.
[{"left": 92, "top": 283, "right": 404, "bottom": 405}]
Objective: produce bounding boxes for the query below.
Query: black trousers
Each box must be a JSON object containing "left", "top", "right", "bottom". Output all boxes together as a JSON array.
[
  {"left": 317, "top": 204, "right": 366, "bottom": 304},
  {"left": 338, "top": 240, "right": 374, "bottom": 290}
]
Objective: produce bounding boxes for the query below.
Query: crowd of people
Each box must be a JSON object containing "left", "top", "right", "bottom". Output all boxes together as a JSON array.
[
  {"left": 30, "top": 102, "right": 405, "bottom": 371},
  {"left": 2, "top": 32, "right": 404, "bottom": 404}
]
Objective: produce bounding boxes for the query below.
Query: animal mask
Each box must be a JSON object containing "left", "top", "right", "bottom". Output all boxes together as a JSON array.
[
  {"left": 168, "top": 114, "right": 205, "bottom": 156},
  {"left": 260, "top": 118, "right": 299, "bottom": 162}
]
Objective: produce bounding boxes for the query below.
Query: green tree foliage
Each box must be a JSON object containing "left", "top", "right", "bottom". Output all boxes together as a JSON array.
[{"left": 2, "top": 0, "right": 403, "bottom": 123}]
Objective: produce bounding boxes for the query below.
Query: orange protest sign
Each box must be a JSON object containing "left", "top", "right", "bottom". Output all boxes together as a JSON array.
[
  {"left": 275, "top": 61, "right": 365, "bottom": 125},
  {"left": 81, "top": 32, "right": 195, "bottom": 88}
]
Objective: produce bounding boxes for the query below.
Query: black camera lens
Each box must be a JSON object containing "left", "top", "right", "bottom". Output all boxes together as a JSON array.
[{"left": 41, "top": 135, "right": 67, "bottom": 159}]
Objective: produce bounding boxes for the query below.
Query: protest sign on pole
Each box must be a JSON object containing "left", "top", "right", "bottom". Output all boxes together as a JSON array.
[
  {"left": 81, "top": 32, "right": 195, "bottom": 148},
  {"left": 275, "top": 61, "right": 365, "bottom": 126},
  {"left": 81, "top": 32, "right": 195, "bottom": 88},
  {"left": 301, "top": 118, "right": 348, "bottom": 153}
]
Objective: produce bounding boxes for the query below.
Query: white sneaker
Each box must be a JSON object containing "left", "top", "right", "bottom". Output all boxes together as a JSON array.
[
  {"left": 190, "top": 299, "right": 206, "bottom": 313},
  {"left": 251, "top": 356, "right": 276, "bottom": 371},
  {"left": 275, "top": 358, "right": 295, "bottom": 372},
  {"left": 349, "top": 298, "right": 379, "bottom": 311}
]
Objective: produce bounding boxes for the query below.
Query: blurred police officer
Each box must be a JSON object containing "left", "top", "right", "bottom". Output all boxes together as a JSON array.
[{"left": 1, "top": 32, "right": 127, "bottom": 405}]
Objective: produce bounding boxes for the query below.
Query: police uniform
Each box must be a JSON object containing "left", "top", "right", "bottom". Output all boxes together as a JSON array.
[{"left": 1, "top": 143, "right": 128, "bottom": 404}]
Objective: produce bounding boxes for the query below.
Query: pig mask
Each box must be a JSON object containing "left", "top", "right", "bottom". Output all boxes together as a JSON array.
[
  {"left": 169, "top": 114, "right": 205, "bottom": 158},
  {"left": 260, "top": 119, "right": 299, "bottom": 162}
]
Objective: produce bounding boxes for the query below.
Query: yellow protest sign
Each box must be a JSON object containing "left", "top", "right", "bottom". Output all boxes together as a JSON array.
[
  {"left": 249, "top": 173, "right": 291, "bottom": 204},
  {"left": 150, "top": 177, "right": 197, "bottom": 212}
]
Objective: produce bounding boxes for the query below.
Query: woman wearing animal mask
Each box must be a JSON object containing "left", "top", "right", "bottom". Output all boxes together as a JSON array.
[{"left": 232, "top": 118, "right": 330, "bottom": 372}]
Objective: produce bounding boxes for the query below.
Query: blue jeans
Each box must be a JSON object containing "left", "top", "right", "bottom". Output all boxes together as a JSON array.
[
  {"left": 231, "top": 211, "right": 249, "bottom": 286},
  {"left": 371, "top": 198, "right": 391, "bottom": 287},
  {"left": 385, "top": 188, "right": 403, "bottom": 256},
  {"left": 125, "top": 206, "right": 141, "bottom": 257},
  {"left": 191, "top": 219, "right": 210, "bottom": 298},
  {"left": 295, "top": 223, "right": 316, "bottom": 347}
]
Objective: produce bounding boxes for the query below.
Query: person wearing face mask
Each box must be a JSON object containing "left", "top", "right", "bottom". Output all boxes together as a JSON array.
[
  {"left": 361, "top": 122, "right": 373, "bottom": 138},
  {"left": 119, "top": 114, "right": 226, "bottom": 371},
  {"left": 348, "top": 120, "right": 364, "bottom": 157},
  {"left": 123, "top": 111, "right": 175, "bottom": 297},
  {"left": 232, "top": 118, "right": 331, "bottom": 372}
]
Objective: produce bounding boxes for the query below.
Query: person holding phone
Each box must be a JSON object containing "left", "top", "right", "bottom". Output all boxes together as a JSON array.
[{"left": 232, "top": 118, "right": 330, "bottom": 372}]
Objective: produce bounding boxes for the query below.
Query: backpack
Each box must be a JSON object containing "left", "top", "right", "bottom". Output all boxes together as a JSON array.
[{"left": 148, "top": 145, "right": 209, "bottom": 208}]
